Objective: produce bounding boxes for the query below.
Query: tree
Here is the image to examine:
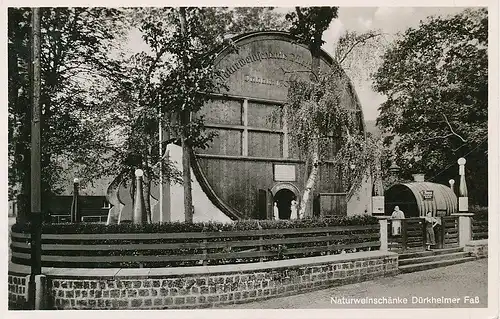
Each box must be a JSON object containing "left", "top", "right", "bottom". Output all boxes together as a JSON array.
[
  {"left": 284, "top": 7, "right": 380, "bottom": 218},
  {"left": 373, "top": 8, "right": 488, "bottom": 205},
  {"left": 8, "top": 7, "right": 127, "bottom": 219},
  {"left": 333, "top": 30, "right": 386, "bottom": 86},
  {"left": 285, "top": 7, "right": 338, "bottom": 218},
  {"left": 88, "top": 7, "right": 289, "bottom": 223}
]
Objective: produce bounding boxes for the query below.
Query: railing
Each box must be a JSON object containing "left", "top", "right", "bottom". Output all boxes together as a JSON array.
[
  {"left": 10, "top": 224, "right": 380, "bottom": 268},
  {"left": 472, "top": 219, "right": 488, "bottom": 240},
  {"left": 387, "top": 218, "right": 425, "bottom": 252},
  {"left": 387, "top": 216, "right": 459, "bottom": 252}
]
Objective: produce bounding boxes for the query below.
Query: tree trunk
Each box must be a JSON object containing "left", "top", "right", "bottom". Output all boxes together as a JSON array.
[
  {"left": 142, "top": 177, "right": 152, "bottom": 223},
  {"left": 299, "top": 138, "right": 319, "bottom": 218},
  {"left": 298, "top": 39, "right": 322, "bottom": 218},
  {"left": 179, "top": 7, "right": 194, "bottom": 223},
  {"left": 181, "top": 111, "right": 193, "bottom": 223}
]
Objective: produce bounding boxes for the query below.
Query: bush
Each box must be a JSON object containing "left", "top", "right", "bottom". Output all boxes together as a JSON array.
[
  {"left": 470, "top": 205, "right": 488, "bottom": 221},
  {"left": 11, "top": 215, "right": 378, "bottom": 234}
]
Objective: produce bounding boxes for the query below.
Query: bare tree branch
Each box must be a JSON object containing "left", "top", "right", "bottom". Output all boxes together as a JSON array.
[
  {"left": 337, "top": 33, "right": 382, "bottom": 65},
  {"left": 421, "top": 114, "right": 467, "bottom": 143},
  {"left": 442, "top": 113, "right": 467, "bottom": 142}
]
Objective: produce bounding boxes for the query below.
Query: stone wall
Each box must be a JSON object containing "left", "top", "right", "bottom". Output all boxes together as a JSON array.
[
  {"left": 8, "top": 273, "right": 28, "bottom": 309},
  {"left": 9, "top": 251, "right": 398, "bottom": 310},
  {"left": 464, "top": 239, "right": 488, "bottom": 259}
]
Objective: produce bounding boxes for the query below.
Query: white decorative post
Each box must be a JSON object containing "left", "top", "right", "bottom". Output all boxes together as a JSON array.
[
  {"left": 452, "top": 158, "right": 473, "bottom": 247},
  {"left": 377, "top": 216, "right": 389, "bottom": 251},
  {"left": 372, "top": 163, "right": 385, "bottom": 216},
  {"left": 449, "top": 179, "right": 455, "bottom": 195},
  {"left": 457, "top": 158, "right": 468, "bottom": 212},
  {"left": 133, "top": 169, "right": 147, "bottom": 224}
]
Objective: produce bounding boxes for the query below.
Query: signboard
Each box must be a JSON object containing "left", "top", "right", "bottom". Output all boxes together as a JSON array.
[
  {"left": 274, "top": 164, "right": 296, "bottom": 182},
  {"left": 372, "top": 196, "right": 385, "bottom": 215},
  {"left": 422, "top": 190, "right": 434, "bottom": 200}
]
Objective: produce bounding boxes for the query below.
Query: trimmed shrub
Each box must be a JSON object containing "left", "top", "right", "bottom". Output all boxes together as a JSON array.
[{"left": 11, "top": 215, "right": 378, "bottom": 234}]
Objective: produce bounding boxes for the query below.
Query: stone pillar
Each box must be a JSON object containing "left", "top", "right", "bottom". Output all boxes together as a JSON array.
[
  {"left": 372, "top": 162, "right": 385, "bottom": 216},
  {"left": 377, "top": 216, "right": 389, "bottom": 252},
  {"left": 451, "top": 212, "right": 474, "bottom": 247},
  {"left": 133, "top": 169, "right": 147, "bottom": 224},
  {"left": 26, "top": 274, "right": 47, "bottom": 310},
  {"left": 34, "top": 274, "right": 47, "bottom": 309},
  {"left": 457, "top": 157, "right": 468, "bottom": 212}
]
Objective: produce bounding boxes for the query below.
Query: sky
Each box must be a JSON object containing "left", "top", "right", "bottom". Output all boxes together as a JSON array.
[
  {"left": 124, "top": 7, "right": 471, "bottom": 121},
  {"left": 323, "top": 7, "right": 470, "bottom": 121}
]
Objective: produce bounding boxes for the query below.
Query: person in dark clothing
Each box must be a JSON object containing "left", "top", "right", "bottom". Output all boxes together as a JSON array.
[{"left": 424, "top": 212, "right": 439, "bottom": 250}]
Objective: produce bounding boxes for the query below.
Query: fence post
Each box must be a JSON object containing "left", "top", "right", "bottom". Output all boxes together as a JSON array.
[
  {"left": 202, "top": 238, "right": 207, "bottom": 266},
  {"left": 376, "top": 216, "right": 389, "bottom": 252},
  {"left": 326, "top": 232, "right": 331, "bottom": 255},
  {"left": 401, "top": 219, "right": 408, "bottom": 251},
  {"left": 259, "top": 235, "right": 264, "bottom": 262},
  {"left": 438, "top": 217, "right": 445, "bottom": 248},
  {"left": 26, "top": 274, "right": 47, "bottom": 310},
  {"left": 422, "top": 217, "right": 427, "bottom": 250},
  {"left": 451, "top": 213, "right": 474, "bottom": 247}
]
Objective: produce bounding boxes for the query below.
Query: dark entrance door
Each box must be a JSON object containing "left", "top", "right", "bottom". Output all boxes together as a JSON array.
[{"left": 274, "top": 189, "right": 295, "bottom": 219}]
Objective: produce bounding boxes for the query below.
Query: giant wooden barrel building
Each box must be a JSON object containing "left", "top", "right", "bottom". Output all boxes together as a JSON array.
[{"left": 189, "top": 31, "right": 371, "bottom": 221}]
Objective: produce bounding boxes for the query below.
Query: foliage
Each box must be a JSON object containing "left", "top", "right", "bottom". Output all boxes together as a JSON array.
[
  {"left": 470, "top": 205, "right": 488, "bottom": 221},
  {"left": 12, "top": 214, "right": 378, "bottom": 233},
  {"left": 286, "top": 7, "right": 338, "bottom": 51},
  {"left": 373, "top": 8, "right": 488, "bottom": 205},
  {"left": 8, "top": 8, "right": 128, "bottom": 211},
  {"left": 283, "top": 7, "right": 339, "bottom": 217},
  {"left": 7, "top": 7, "right": 289, "bottom": 215},
  {"left": 334, "top": 30, "right": 387, "bottom": 88},
  {"left": 285, "top": 65, "right": 382, "bottom": 191}
]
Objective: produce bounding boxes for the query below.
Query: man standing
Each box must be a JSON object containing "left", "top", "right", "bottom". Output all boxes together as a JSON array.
[{"left": 391, "top": 206, "right": 405, "bottom": 236}]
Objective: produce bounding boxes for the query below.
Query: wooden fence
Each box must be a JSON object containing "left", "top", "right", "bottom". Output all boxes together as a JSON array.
[
  {"left": 10, "top": 224, "right": 380, "bottom": 268},
  {"left": 472, "top": 219, "right": 488, "bottom": 240},
  {"left": 440, "top": 216, "right": 459, "bottom": 248},
  {"left": 387, "top": 218, "right": 425, "bottom": 252},
  {"left": 387, "top": 216, "right": 459, "bottom": 252}
]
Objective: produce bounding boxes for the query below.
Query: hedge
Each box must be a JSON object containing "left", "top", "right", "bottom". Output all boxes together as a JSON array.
[{"left": 11, "top": 215, "right": 378, "bottom": 234}]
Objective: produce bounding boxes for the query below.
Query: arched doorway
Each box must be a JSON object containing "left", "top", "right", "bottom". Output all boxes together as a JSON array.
[
  {"left": 270, "top": 182, "right": 300, "bottom": 220},
  {"left": 274, "top": 189, "right": 295, "bottom": 219}
]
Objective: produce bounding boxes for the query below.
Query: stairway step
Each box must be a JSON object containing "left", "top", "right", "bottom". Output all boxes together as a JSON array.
[
  {"left": 398, "top": 247, "right": 463, "bottom": 260},
  {"left": 399, "top": 257, "right": 476, "bottom": 273},
  {"left": 398, "top": 252, "right": 471, "bottom": 266}
]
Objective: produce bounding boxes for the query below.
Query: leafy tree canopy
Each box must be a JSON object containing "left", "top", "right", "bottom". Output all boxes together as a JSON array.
[{"left": 373, "top": 8, "right": 488, "bottom": 205}]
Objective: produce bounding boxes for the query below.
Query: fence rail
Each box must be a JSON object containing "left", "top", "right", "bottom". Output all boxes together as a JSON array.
[
  {"left": 10, "top": 224, "right": 380, "bottom": 268},
  {"left": 472, "top": 219, "right": 488, "bottom": 240}
]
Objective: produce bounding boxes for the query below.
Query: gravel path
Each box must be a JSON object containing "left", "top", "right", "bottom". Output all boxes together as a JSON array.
[{"left": 218, "top": 259, "right": 488, "bottom": 309}]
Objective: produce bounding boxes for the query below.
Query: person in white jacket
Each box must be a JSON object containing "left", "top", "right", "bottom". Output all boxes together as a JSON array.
[
  {"left": 273, "top": 202, "right": 279, "bottom": 220},
  {"left": 391, "top": 206, "right": 405, "bottom": 236}
]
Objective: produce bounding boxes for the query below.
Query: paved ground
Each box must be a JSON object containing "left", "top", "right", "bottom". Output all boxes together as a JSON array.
[{"left": 218, "top": 259, "right": 488, "bottom": 309}]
